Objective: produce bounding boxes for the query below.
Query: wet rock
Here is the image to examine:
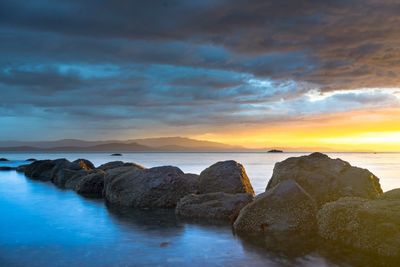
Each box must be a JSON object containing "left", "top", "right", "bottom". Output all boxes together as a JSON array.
[
  {"left": 64, "top": 169, "right": 94, "bottom": 189},
  {"left": 51, "top": 159, "right": 95, "bottom": 187},
  {"left": 0, "top": 166, "right": 16, "bottom": 171},
  {"left": 75, "top": 170, "right": 106, "bottom": 198},
  {"left": 317, "top": 196, "right": 400, "bottom": 257},
  {"left": 103, "top": 165, "right": 145, "bottom": 196},
  {"left": 199, "top": 160, "right": 254, "bottom": 195},
  {"left": 24, "top": 160, "right": 56, "bottom": 181},
  {"left": 105, "top": 166, "right": 199, "bottom": 208},
  {"left": 26, "top": 158, "right": 36, "bottom": 162},
  {"left": 266, "top": 152, "right": 382, "bottom": 206},
  {"left": 72, "top": 159, "right": 95, "bottom": 170},
  {"left": 0, "top": 158, "right": 9, "bottom": 161},
  {"left": 234, "top": 180, "right": 317, "bottom": 234},
  {"left": 110, "top": 153, "right": 122, "bottom": 156},
  {"left": 16, "top": 164, "right": 29, "bottom": 172},
  {"left": 176, "top": 192, "right": 253, "bottom": 221},
  {"left": 97, "top": 161, "right": 141, "bottom": 171}
]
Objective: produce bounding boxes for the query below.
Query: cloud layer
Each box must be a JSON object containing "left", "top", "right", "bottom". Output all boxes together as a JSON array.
[{"left": 0, "top": 0, "right": 399, "bottom": 141}]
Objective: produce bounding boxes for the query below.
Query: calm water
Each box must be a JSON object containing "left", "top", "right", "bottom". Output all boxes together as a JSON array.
[{"left": 0, "top": 152, "right": 399, "bottom": 266}]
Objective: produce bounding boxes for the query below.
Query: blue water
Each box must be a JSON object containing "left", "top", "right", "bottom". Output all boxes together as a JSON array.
[{"left": 0, "top": 152, "right": 399, "bottom": 266}]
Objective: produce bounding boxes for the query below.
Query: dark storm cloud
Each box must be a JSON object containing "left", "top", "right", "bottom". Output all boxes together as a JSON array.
[{"left": 1, "top": 0, "right": 400, "bottom": 140}]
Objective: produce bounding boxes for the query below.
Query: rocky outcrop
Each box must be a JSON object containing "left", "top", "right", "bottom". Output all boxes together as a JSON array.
[
  {"left": 64, "top": 170, "right": 94, "bottom": 189},
  {"left": 75, "top": 170, "right": 106, "bottom": 198},
  {"left": 16, "top": 164, "right": 28, "bottom": 172},
  {"left": 24, "top": 160, "right": 56, "bottom": 181},
  {"left": 176, "top": 192, "right": 253, "bottom": 221},
  {"left": 105, "top": 166, "right": 199, "bottom": 208},
  {"left": 199, "top": 160, "right": 254, "bottom": 195},
  {"left": 266, "top": 152, "right": 382, "bottom": 206},
  {"left": 234, "top": 180, "right": 317, "bottom": 234},
  {"left": 0, "top": 158, "right": 9, "bottom": 161},
  {"left": 317, "top": 196, "right": 400, "bottom": 257},
  {"left": 97, "top": 161, "right": 142, "bottom": 171},
  {"left": 51, "top": 159, "right": 94, "bottom": 187},
  {"left": 103, "top": 165, "right": 145, "bottom": 195}
]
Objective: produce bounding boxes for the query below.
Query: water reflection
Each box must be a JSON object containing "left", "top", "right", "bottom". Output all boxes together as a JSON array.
[{"left": 1, "top": 154, "right": 400, "bottom": 266}]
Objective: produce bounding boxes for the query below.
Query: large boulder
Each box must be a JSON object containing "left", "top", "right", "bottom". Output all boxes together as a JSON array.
[
  {"left": 105, "top": 166, "right": 199, "bottom": 208},
  {"left": 266, "top": 152, "right": 382, "bottom": 206},
  {"left": 234, "top": 179, "right": 317, "bottom": 234},
  {"left": 176, "top": 192, "right": 253, "bottom": 221},
  {"left": 103, "top": 165, "right": 145, "bottom": 196},
  {"left": 51, "top": 158, "right": 95, "bottom": 187},
  {"left": 64, "top": 169, "right": 96, "bottom": 189},
  {"left": 199, "top": 160, "right": 254, "bottom": 195},
  {"left": 72, "top": 159, "right": 95, "bottom": 170},
  {"left": 75, "top": 171, "right": 106, "bottom": 198},
  {"left": 24, "top": 160, "right": 56, "bottom": 181},
  {"left": 97, "top": 161, "right": 142, "bottom": 171},
  {"left": 317, "top": 196, "right": 400, "bottom": 257}
]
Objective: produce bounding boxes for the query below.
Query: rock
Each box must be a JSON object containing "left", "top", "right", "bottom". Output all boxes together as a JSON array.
[
  {"left": 75, "top": 171, "right": 106, "bottom": 198},
  {"left": 26, "top": 158, "right": 36, "bottom": 162},
  {"left": 24, "top": 160, "right": 56, "bottom": 181},
  {"left": 105, "top": 166, "right": 199, "bottom": 208},
  {"left": 50, "top": 159, "right": 76, "bottom": 187},
  {"left": 268, "top": 149, "right": 283, "bottom": 153},
  {"left": 72, "top": 159, "right": 95, "bottom": 170},
  {"left": 317, "top": 197, "right": 400, "bottom": 257},
  {"left": 380, "top": 188, "right": 400, "bottom": 200},
  {"left": 64, "top": 169, "right": 96, "bottom": 189},
  {"left": 199, "top": 160, "right": 254, "bottom": 195},
  {"left": 234, "top": 180, "right": 317, "bottom": 234},
  {"left": 176, "top": 192, "right": 253, "bottom": 221},
  {"left": 110, "top": 153, "right": 122, "bottom": 156},
  {"left": 0, "top": 166, "right": 16, "bottom": 171},
  {"left": 16, "top": 164, "right": 28, "bottom": 172},
  {"left": 0, "top": 158, "right": 9, "bottom": 161},
  {"left": 51, "top": 158, "right": 95, "bottom": 187},
  {"left": 266, "top": 152, "right": 382, "bottom": 206},
  {"left": 103, "top": 165, "right": 146, "bottom": 195},
  {"left": 97, "top": 161, "right": 141, "bottom": 171}
]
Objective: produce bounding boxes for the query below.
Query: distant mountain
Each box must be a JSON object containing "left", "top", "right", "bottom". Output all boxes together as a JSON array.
[
  {"left": 131, "top": 137, "right": 244, "bottom": 150},
  {"left": 0, "top": 137, "right": 249, "bottom": 152}
]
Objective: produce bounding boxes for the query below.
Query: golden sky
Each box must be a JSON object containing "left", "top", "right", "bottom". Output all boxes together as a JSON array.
[{"left": 193, "top": 107, "right": 400, "bottom": 152}]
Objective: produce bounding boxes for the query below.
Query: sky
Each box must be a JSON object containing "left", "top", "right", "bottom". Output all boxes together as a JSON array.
[{"left": 1, "top": 0, "right": 400, "bottom": 151}]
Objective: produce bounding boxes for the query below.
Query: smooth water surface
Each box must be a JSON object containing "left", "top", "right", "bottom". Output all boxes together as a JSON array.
[{"left": 0, "top": 152, "right": 399, "bottom": 266}]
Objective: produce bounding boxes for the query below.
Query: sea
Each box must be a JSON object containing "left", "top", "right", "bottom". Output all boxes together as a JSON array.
[{"left": 0, "top": 152, "right": 399, "bottom": 266}]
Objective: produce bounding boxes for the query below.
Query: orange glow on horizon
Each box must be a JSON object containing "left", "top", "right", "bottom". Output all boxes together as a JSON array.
[{"left": 191, "top": 108, "right": 400, "bottom": 152}]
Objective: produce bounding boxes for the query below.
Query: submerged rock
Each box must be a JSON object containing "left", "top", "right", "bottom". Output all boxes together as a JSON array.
[
  {"left": 176, "top": 192, "right": 253, "bottom": 221},
  {"left": 105, "top": 166, "right": 199, "bottom": 208},
  {"left": 0, "top": 158, "right": 9, "bottom": 161},
  {"left": 0, "top": 166, "right": 16, "bottom": 171},
  {"left": 234, "top": 180, "right": 317, "bottom": 234},
  {"left": 317, "top": 196, "right": 400, "bottom": 257},
  {"left": 266, "top": 152, "right": 382, "bottom": 206},
  {"left": 199, "top": 160, "right": 254, "bottom": 195}
]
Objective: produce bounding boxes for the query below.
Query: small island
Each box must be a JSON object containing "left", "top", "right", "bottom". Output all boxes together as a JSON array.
[{"left": 267, "top": 149, "right": 283, "bottom": 153}]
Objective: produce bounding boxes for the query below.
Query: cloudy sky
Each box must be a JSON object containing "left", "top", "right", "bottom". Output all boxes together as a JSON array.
[{"left": 1, "top": 0, "right": 400, "bottom": 151}]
